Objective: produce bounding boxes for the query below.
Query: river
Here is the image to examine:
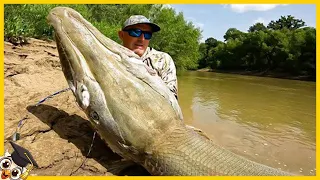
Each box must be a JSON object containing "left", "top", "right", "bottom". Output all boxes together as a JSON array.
[{"left": 177, "top": 71, "right": 316, "bottom": 176}]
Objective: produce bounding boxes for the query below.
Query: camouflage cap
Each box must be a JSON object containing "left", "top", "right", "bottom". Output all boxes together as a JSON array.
[{"left": 122, "top": 15, "right": 160, "bottom": 32}]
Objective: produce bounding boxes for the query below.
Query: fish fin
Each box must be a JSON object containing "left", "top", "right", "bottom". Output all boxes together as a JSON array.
[
  {"left": 186, "top": 125, "right": 211, "bottom": 140},
  {"left": 118, "top": 142, "right": 140, "bottom": 155}
]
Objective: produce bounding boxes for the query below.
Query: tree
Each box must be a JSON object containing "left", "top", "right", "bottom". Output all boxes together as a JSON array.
[
  {"left": 224, "top": 28, "right": 246, "bottom": 41},
  {"left": 198, "top": 43, "right": 208, "bottom": 68},
  {"left": 150, "top": 7, "right": 201, "bottom": 70},
  {"left": 248, "top": 23, "right": 267, "bottom": 32},
  {"left": 197, "top": 37, "right": 222, "bottom": 68},
  {"left": 267, "top": 15, "right": 306, "bottom": 30},
  {"left": 205, "top": 37, "right": 219, "bottom": 48},
  {"left": 200, "top": 15, "right": 315, "bottom": 80}
]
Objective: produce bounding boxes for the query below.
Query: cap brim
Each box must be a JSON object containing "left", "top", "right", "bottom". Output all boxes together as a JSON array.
[
  {"left": 123, "top": 23, "right": 161, "bottom": 32},
  {"left": 148, "top": 23, "right": 161, "bottom": 32}
]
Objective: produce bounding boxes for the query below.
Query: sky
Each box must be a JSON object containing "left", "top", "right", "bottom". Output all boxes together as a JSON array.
[{"left": 169, "top": 4, "right": 316, "bottom": 42}]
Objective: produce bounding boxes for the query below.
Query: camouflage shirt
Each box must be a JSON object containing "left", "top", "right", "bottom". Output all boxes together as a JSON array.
[{"left": 140, "top": 47, "right": 178, "bottom": 99}]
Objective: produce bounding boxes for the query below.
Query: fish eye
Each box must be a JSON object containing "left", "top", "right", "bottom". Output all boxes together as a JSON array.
[
  {"left": 0, "top": 158, "right": 12, "bottom": 169},
  {"left": 10, "top": 167, "right": 22, "bottom": 179},
  {"left": 90, "top": 111, "right": 99, "bottom": 121}
]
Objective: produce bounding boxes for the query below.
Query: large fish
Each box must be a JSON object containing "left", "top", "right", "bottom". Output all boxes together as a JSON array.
[{"left": 47, "top": 7, "right": 293, "bottom": 176}]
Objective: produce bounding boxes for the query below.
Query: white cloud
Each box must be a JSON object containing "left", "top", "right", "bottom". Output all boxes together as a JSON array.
[{"left": 227, "top": 4, "right": 288, "bottom": 13}]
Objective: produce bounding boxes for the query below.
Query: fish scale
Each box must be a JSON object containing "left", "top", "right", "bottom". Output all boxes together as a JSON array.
[{"left": 145, "top": 127, "right": 292, "bottom": 175}]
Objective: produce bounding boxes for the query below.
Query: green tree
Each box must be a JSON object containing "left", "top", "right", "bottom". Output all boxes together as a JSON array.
[
  {"left": 198, "top": 42, "right": 207, "bottom": 68},
  {"left": 223, "top": 28, "right": 246, "bottom": 41},
  {"left": 198, "top": 37, "right": 222, "bottom": 69},
  {"left": 241, "top": 31, "right": 269, "bottom": 70},
  {"left": 151, "top": 7, "right": 201, "bottom": 70},
  {"left": 287, "top": 27, "right": 316, "bottom": 77},
  {"left": 267, "top": 15, "right": 306, "bottom": 30},
  {"left": 248, "top": 22, "right": 268, "bottom": 32},
  {"left": 202, "top": 15, "right": 315, "bottom": 80}
]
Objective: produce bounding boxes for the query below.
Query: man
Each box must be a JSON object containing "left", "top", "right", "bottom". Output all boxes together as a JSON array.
[
  {"left": 118, "top": 15, "right": 178, "bottom": 99},
  {"left": 118, "top": 15, "right": 211, "bottom": 139}
]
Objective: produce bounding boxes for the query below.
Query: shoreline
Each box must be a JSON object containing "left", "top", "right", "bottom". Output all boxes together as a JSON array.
[{"left": 195, "top": 68, "right": 316, "bottom": 82}]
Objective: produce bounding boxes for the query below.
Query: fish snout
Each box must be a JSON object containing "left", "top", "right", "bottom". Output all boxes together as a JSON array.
[{"left": 48, "top": 7, "right": 82, "bottom": 22}]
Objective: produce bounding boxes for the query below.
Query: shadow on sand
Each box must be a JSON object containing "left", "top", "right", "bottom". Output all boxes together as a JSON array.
[{"left": 27, "top": 104, "right": 150, "bottom": 176}]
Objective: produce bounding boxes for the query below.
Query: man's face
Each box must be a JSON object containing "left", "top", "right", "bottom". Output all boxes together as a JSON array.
[{"left": 118, "top": 24, "right": 152, "bottom": 57}]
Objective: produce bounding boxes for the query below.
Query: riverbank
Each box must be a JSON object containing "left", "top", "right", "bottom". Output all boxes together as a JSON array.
[
  {"left": 196, "top": 68, "right": 316, "bottom": 82},
  {"left": 4, "top": 38, "right": 149, "bottom": 176}
]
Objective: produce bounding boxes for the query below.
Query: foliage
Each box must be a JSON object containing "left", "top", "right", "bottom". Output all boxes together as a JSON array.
[
  {"left": 4, "top": 4, "right": 201, "bottom": 71},
  {"left": 200, "top": 15, "right": 315, "bottom": 80},
  {"left": 267, "top": 15, "right": 306, "bottom": 30},
  {"left": 248, "top": 23, "right": 267, "bottom": 33}
]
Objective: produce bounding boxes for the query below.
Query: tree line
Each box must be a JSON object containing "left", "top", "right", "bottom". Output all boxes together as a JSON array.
[
  {"left": 198, "top": 15, "right": 316, "bottom": 80},
  {"left": 4, "top": 5, "right": 316, "bottom": 80},
  {"left": 4, "top": 4, "right": 201, "bottom": 71}
]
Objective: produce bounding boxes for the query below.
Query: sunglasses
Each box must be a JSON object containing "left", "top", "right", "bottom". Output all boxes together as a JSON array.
[{"left": 123, "top": 29, "right": 153, "bottom": 40}]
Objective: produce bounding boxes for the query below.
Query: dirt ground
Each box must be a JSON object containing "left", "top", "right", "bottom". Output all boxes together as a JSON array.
[{"left": 4, "top": 38, "right": 150, "bottom": 176}]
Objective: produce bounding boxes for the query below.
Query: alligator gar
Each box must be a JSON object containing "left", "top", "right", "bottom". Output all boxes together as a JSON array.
[{"left": 47, "top": 7, "right": 293, "bottom": 176}]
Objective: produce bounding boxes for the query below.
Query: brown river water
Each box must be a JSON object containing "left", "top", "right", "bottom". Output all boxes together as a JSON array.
[{"left": 177, "top": 71, "right": 316, "bottom": 176}]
